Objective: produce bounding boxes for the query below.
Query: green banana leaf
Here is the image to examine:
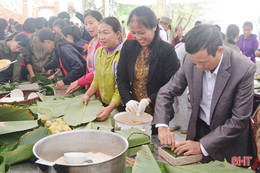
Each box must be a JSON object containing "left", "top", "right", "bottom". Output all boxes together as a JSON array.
[
  {"left": 162, "top": 147, "right": 184, "bottom": 158},
  {"left": 0, "top": 105, "right": 35, "bottom": 121},
  {"left": 0, "top": 120, "right": 38, "bottom": 135},
  {"left": 0, "top": 155, "right": 5, "bottom": 172},
  {"left": 126, "top": 144, "right": 154, "bottom": 157},
  {"left": 0, "top": 144, "right": 34, "bottom": 165},
  {"left": 164, "top": 160, "right": 255, "bottom": 173},
  {"left": 164, "top": 164, "right": 191, "bottom": 173},
  {"left": 132, "top": 145, "right": 162, "bottom": 173},
  {"left": 125, "top": 166, "right": 132, "bottom": 173},
  {"left": 34, "top": 101, "right": 66, "bottom": 118},
  {"left": 83, "top": 117, "right": 114, "bottom": 131},
  {"left": 0, "top": 142, "right": 17, "bottom": 153},
  {"left": 116, "top": 128, "right": 150, "bottom": 148},
  {"left": 63, "top": 100, "right": 102, "bottom": 126},
  {"left": 15, "top": 127, "right": 51, "bottom": 148},
  {"left": 72, "top": 89, "right": 87, "bottom": 97},
  {"left": 38, "top": 76, "right": 53, "bottom": 85},
  {"left": 0, "top": 155, "right": 9, "bottom": 173},
  {"left": 0, "top": 82, "right": 16, "bottom": 91},
  {"left": 31, "top": 75, "right": 52, "bottom": 85},
  {"left": 0, "top": 131, "right": 28, "bottom": 145}
]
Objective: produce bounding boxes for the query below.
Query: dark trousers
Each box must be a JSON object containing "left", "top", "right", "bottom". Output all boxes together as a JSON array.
[{"left": 195, "top": 118, "right": 214, "bottom": 163}]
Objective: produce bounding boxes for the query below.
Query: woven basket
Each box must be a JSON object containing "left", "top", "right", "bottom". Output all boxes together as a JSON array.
[{"left": 0, "top": 90, "right": 40, "bottom": 106}]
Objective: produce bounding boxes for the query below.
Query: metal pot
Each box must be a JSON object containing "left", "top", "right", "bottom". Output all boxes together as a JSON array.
[
  {"left": 33, "top": 130, "right": 128, "bottom": 173},
  {"left": 114, "top": 112, "right": 153, "bottom": 136}
]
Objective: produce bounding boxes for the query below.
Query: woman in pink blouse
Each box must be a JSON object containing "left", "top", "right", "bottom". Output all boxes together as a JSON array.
[{"left": 66, "top": 10, "right": 103, "bottom": 94}]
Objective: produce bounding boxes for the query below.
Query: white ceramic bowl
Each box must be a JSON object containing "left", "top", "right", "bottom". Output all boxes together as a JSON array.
[
  {"left": 64, "top": 152, "right": 88, "bottom": 164},
  {"left": 114, "top": 111, "right": 153, "bottom": 136}
]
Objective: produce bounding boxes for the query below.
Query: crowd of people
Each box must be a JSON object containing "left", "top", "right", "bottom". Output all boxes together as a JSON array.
[{"left": 1, "top": 5, "right": 260, "bottom": 170}]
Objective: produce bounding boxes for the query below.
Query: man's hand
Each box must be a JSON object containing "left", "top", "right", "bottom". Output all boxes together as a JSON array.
[
  {"left": 56, "top": 80, "right": 65, "bottom": 89},
  {"left": 158, "top": 126, "right": 175, "bottom": 151},
  {"left": 175, "top": 140, "right": 202, "bottom": 156}
]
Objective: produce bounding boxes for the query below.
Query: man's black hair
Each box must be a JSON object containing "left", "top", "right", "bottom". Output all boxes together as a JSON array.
[
  {"left": 57, "top": 11, "right": 70, "bottom": 21},
  {"left": 185, "top": 24, "right": 223, "bottom": 57},
  {"left": 243, "top": 21, "right": 253, "bottom": 30},
  {"left": 34, "top": 17, "right": 48, "bottom": 30},
  {"left": 22, "top": 18, "right": 35, "bottom": 34}
]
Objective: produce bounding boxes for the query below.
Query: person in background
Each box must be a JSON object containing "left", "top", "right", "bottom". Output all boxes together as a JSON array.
[
  {"left": 154, "top": 24, "right": 256, "bottom": 165},
  {"left": 223, "top": 24, "right": 240, "bottom": 52},
  {"left": 7, "top": 18, "right": 14, "bottom": 33},
  {"left": 82, "top": 17, "right": 122, "bottom": 122},
  {"left": 159, "top": 16, "right": 172, "bottom": 42},
  {"left": 121, "top": 20, "right": 126, "bottom": 42},
  {"left": 237, "top": 21, "right": 259, "bottom": 63},
  {"left": 255, "top": 49, "right": 260, "bottom": 57},
  {"left": 117, "top": 6, "right": 180, "bottom": 129},
  {"left": 38, "top": 28, "right": 86, "bottom": 89},
  {"left": 126, "top": 31, "right": 134, "bottom": 39},
  {"left": 24, "top": 17, "right": 53, "bottom": 81},
  {"left": 172, "top": 25, "right": 184, "bottom": 46},
  {"left": 66, "top": 10, "right": 103, "bottom": 94},
  {"left": 0, "top": 33, "right": 29, "bottom": 82},
  {"left": 57, "top": 11, "right": 70, "bottom": 21},
  {"left": 22, "top": 18, "right": 35, "bottom": 35},
  {"left": 0, "top": 18, "right": 8, "bottom": 40},
  {"left": 20, "top": 17, "right": 35, "bottom": 81},
  {"left": 48, "top": 16, "right": 58, "bottom": 30},
  {"left": 214, "top": 24, "right": 225, "bottom": 40},
  {"left": 52, "top": 19, "right": 68, "bottom": 32},
  {"left": 62, "top": 25, "right": 89, "bottom": 59},
  {"left": 68, "top": 5, "right": 93, "bottom": 42},
  {"left": 14, "top": 24, "right": 23, "bottom": 33},
  {"left": 169, "top": 39, "right": 191, "bottom": 134},
  {"left": 194, "top": 21, "right": 202, "bottom": 26},
  {"left": 9, "top": 20, "right": 18, "bottom": 34}
]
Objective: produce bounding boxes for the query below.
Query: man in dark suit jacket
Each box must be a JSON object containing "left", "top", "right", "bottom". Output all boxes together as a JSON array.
[{"left": 153, "top": 24, "right": 256, "bottom": 165}]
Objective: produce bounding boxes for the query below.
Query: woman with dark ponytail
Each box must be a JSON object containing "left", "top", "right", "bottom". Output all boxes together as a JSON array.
[
  {"left": 117, "top": 6, "right": 180, "bottom": 123},
  {"left": 223, "top": 24, "right": 240, "bottom": 52},
  {"left": 62, "top": 25, "right": 89, "bottom": 59},
  {"left": 38, "top": 28, "right": 86, "bottom": 89}
]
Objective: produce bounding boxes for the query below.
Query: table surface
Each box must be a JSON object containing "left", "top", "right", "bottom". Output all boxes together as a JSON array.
[{"left": 10, "top": 131, "right": 187, "bottom": 173}]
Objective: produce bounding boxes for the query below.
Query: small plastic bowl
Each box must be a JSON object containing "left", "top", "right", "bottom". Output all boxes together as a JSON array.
[{"left": 64, "top": 152, "right": 88, "bottom": 164}]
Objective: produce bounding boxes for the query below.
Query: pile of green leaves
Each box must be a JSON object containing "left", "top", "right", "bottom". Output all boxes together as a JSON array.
[
  {"left": 31, "top": 75, "right": 57, "bottom": 95},
  {"left": 0, "top": 105, "right": 51, "bottom": 169},
  {"left": 128, "top": 145, "right": 254, "bottom": 173},
  {"left": 0, "top": 82, "right": 19, "bottom": 91},
  {"left": 33, "top": 94, "right": 103, "bottom": 126},
  {"left": 162, "top": 147, "right": 183, "bottom": 158}
]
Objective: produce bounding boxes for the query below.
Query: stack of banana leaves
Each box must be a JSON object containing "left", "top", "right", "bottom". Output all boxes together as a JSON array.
[
  {"left": 31, "top": 74, "right": 62, "bottom": 95},
  {"left": 116, "top": 128, "right": 154, "bottom": 157},
  {"left": 32, "top": 93, "right": 116, "bottom": 128},
  {"left": 127, "top": 145, "right": 255, "bottom": 173},
  {"left": 0, "top": 105, "right": 51, "bottom": 172}
]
